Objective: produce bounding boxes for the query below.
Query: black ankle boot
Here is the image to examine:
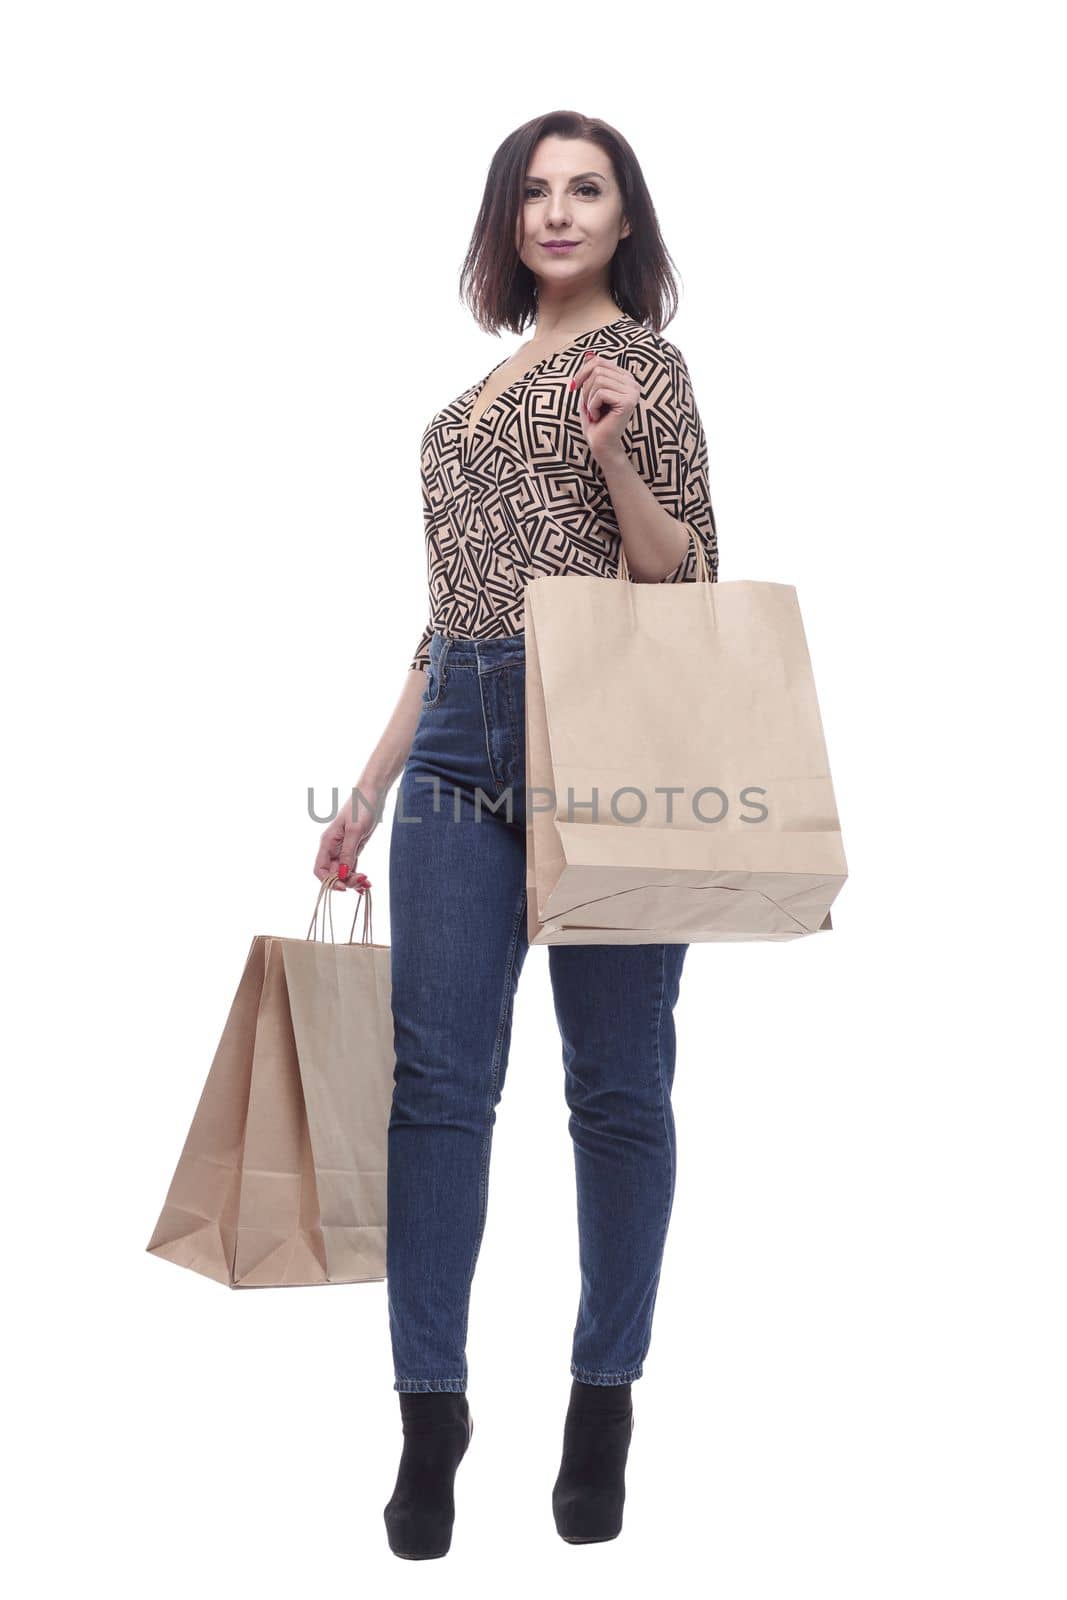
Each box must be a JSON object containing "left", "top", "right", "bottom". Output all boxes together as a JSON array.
[
  {"left": 552, "top": 1378, "right": 635, "bottom": 1543},
  {"left": 383, "top": 1390, "right": 473, "bottom": 1560}
]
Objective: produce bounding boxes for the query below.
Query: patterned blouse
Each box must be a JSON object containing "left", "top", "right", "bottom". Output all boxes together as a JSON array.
[{"left": 409, "top": 311, "right": 718, "bottom": 672}]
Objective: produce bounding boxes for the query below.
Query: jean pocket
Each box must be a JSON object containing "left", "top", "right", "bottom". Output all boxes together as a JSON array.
[{"left": 421, "top": 658, "right": 442, "bottom": 707}]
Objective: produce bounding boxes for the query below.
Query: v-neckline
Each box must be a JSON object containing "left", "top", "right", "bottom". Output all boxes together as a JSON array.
[{"left": 462, "top": 314, "right": 631, "bottom": 450}]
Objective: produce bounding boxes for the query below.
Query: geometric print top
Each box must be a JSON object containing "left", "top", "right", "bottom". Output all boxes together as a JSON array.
[{"left": 410, "top": 311, "right": 719, "bottom": 672}]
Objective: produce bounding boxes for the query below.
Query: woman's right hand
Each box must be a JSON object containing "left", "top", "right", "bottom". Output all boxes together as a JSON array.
[
  {"left": 314, "top": 667, "right": 426, "bottom": 889},
  {"left": 314, "top": 784, "right": 379, "bottom": 889}
]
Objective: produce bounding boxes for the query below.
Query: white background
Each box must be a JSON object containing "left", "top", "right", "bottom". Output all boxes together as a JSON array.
[{"left": 3, "top": 2, "right": 1064, "bottom": 1594}]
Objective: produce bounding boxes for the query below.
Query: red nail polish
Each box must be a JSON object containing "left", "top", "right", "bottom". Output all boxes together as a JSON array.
[
  {"left": 338, "top": 863, "right": 349, "bottom": 880},
  {"left": 569, "top": 379, "right": 575, "bottom": 390}
]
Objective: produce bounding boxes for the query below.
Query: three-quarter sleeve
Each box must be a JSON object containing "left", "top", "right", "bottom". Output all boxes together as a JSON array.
[
  {"left": 409, "top": 422, "right": 436, "bottom": 672},
  {"left": 636, "top": 342, "right": 719, "bottom": 584},
  {"left": 410, "top": 620, "right": 432, "bottom": 674}
]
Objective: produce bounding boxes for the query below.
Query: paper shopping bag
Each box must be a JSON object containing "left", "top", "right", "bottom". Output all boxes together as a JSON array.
[
  {"left": 524, "top": 535, "right": 847, "bottom": 944},
  {"left": 145, "top": 876, "right": 395, "bottom": 1287}
]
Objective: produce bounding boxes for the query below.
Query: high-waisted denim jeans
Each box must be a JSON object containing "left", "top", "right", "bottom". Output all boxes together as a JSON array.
[{"left": 386, "top": 628, "right": 688, "bottom": 1393}]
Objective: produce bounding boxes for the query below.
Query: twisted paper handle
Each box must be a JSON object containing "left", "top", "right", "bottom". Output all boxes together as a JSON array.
[
  {"left": 615, "top": 524, "right": 711, "bottom": 584},
  {"left": 306, "top": 872, "right": 374, "bottom": 946}
]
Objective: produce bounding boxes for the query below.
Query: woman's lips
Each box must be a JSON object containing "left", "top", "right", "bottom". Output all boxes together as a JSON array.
[{"left": 541, "top": 242, "right": 579, "bottom": 252}]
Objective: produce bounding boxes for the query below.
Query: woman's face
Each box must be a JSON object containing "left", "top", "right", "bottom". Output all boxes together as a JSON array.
[{"left": 515, "top": 136, "right": 630, "bottom": 295}]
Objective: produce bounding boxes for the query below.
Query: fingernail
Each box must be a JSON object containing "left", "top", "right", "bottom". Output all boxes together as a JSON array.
[
  {"left": 569, "top": 378, "right": 575, "bottom": 390},
  {"left": 338, "top": 863, "right": 349, "bottom": 880}
]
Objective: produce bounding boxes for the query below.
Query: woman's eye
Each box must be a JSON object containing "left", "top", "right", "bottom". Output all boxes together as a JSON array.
[{"left": 523, "top": 185, "right": 602, "bottom": 200}]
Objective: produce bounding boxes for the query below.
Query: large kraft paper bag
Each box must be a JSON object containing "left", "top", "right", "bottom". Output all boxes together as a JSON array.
[
  {"left": 524, "top": 538, "right": 847, "bottom": 944},
  {"left": 146, "top": 876, "right": 394, "bottom": 1288}
]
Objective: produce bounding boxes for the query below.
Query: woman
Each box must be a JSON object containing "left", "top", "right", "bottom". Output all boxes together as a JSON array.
[{"left": 315, "top": 109, "right": 718, "bottom": 1558}]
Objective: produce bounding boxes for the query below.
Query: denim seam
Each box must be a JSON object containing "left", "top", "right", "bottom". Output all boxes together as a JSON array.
[
  {"left": 461, "top": 880, "right": 527, "bottom": 1349},
  {"left": 502, "top": 664, "right": 519, "bottom": 791},
  {"left": 476, "top": 660, "right": 521, "bottom": 675},
  {"left": 571, "top": 1365, "right": 644, "bottom": 1385},
  {"left": 640, "top": 943, "right": 673, "bottom": 1363},
  {"left": 394, "top": 1376, "right": 467, "bottom": 1393},
  {"left": 476, "top": 665, "right": 504, "bottom": 796}
]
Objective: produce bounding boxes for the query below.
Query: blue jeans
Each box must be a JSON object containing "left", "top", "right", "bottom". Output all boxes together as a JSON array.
[{"left": 386, "top": 628, "right": 688, "bottom": 1392}]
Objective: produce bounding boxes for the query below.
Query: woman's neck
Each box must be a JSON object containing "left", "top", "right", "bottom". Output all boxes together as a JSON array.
[{"left": 529, "top": 300, "right": 623, "bottom": 343}]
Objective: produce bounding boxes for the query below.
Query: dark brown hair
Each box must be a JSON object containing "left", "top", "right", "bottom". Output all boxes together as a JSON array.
[{"left": 458, "top": 110, "right": 681, "bottom": 337}]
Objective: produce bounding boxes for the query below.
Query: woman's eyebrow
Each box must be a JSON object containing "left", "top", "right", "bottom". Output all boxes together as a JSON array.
[{"left": 524, "top": 171, "right": 607, "bottom": 184}]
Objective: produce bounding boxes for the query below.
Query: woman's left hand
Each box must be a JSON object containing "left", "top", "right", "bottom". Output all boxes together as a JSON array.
[{"left": 572, "top": 348, "right": 639, "bottom": 461}]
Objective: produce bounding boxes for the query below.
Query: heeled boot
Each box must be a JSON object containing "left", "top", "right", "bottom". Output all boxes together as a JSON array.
[
  {"left": 383, "top": 1390, "right": 473, "bottom": 1560},
  {"left": 552, "top": 1378, "right": 635, "bottom": 1543}
]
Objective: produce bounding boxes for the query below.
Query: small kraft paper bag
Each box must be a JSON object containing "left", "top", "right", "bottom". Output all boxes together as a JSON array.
[
  {"left": 524, "top": 533, "right": 847, "bottom": 945},
  {"left": 146, "top": 875, "right": 394, "bottom": 1288}
]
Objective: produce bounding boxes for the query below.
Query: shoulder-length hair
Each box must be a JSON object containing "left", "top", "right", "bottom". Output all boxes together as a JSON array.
[{"left": 459, "top": 110, "right": 681, "bottom": 337}]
